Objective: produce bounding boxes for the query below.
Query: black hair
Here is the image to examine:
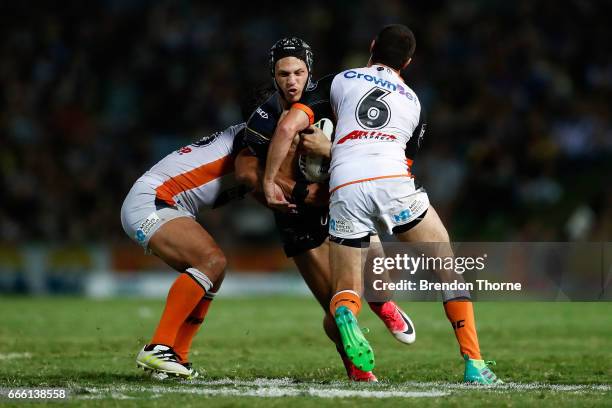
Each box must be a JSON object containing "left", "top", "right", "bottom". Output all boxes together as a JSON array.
[{"left": 371, "top": 24, "right": 416, "bottom": 71}]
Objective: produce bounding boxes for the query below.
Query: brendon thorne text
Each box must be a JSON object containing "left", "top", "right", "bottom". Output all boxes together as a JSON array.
[{"left": 372, "top": 280, "right": 522, "bottom": 292}]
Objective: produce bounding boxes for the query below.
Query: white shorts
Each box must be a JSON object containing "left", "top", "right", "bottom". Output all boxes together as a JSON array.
[
  {"left": 120, "top": 181, "right": 195, "bottom": 250},
  {"left": 329, "top": 177, "right": 429, "bottom": 239}
]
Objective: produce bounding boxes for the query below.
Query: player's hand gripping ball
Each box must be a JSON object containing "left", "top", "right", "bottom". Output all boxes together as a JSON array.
[{"left": 298, "top": 118, "right": 333, "bottom": 182}]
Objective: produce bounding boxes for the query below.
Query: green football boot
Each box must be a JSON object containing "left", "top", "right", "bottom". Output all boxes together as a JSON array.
[
  {"left": 334, "top": 306, "right": 375, "bottom": 372},
  {"left": 463, "top": 354, "right": 503, "bottom": 384}
]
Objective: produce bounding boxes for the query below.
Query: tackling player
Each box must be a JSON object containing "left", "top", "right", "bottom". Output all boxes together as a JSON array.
[
  {"left": 263, "top": 26, "right": 502, "bottom": 384},
  {"left": 120, "top": 91, "right": 312, "bottom": 379},
  {"left": 121, "top": 124, "right": 247, "bottom": 379},
  {"left": 237, "top": 37, "right": 417, "bottom": 382}
]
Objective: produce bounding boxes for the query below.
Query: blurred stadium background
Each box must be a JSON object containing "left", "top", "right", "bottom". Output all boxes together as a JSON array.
[{"left": 0, "top": 0, "right": 611, "bottom": 296}]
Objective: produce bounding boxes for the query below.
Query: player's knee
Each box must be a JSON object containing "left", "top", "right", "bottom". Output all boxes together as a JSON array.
[
  {"left": 208, "top": 249, "right": 227, "bottom": 273},
  {"left": 193, "top": 248, "right": 227, "bottom": 278}
]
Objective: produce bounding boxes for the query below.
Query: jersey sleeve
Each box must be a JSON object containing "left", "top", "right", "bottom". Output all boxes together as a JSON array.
[
  {"left": 244, "top": 95, "right": 278, "bottom": 161},
  {"left": 329, "top": 73, "right": 343, "bottom": 116},
  {"left": 405, "top": 107, "right": 426, "bottom": 161},
  {"left": 230, "top": 124, "right": 248, "bottom": 156}
]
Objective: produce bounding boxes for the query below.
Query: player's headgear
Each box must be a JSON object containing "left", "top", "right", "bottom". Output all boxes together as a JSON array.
[{"left": 269, "top": 37, "right": 314, "bottom": 85}]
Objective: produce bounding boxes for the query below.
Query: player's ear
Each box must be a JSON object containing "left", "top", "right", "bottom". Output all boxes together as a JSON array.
[
  {"left": 402, "top": 57, "right": 412, "bottom": 70},
  {"left": 367, "top": 40, "right": 376, "bottom": 67}
]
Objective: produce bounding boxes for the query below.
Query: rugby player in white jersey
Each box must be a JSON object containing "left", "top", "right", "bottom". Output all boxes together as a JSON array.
[
  {"left": 236, "top": 38, "right": 417, "bottom": 382},
  {"left": 263, "top": 26, "right": 501, "bottom": 384},
  {"left": 121, "top": 123, "right": 248, "bottom": 379},
  {"left": 120, "top": 88, "right": 318, "bottom": 379}
]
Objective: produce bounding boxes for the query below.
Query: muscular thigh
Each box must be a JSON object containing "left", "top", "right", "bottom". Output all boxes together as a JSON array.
[
  {"left": 148, "top": 217, "right": 223, "bottom": 273},
  {"left": 395, "top": 205, "right": 450, "bottom": 243},
  {"left": 395, "top": 205, "right": 453, "bottom": 260}
]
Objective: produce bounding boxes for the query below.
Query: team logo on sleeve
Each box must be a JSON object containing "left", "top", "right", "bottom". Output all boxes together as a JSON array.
[
  {"left": 191, "top": 131, "right": 222, "bottom": 148},
  {"left": 256, "top": 107, "right": 269, "bottom": 119},
  {"left": 417, "top": 123, "right": 426, "bottom": 147}
]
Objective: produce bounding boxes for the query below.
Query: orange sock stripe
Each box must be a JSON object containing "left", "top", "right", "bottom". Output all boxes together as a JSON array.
[
  {"left": 330, "top": 290, "right": 362, "bottom": 316},
  {"left": 150, "top": 273, "right": 206, "bottom": 348},
  {"left": 444, "top": 300, "right": 481, "bottom": 360},
  {"left": 174, "top": 295, "right": 214, "bottom": 363}
]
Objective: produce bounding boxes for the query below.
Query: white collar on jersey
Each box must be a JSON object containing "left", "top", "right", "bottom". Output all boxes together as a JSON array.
[{"left": 368, "top": 63, "right": 405, "bottom": 83}]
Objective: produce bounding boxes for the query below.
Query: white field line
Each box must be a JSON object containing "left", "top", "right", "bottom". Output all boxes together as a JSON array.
[
  {"left": 78, "top": 384, "right": 447, "bottom": 399},
  {"left": 0, "top": 352, "right": 32, "bottom": 360},
  {"left": 400, "top": 381, "right": 611, "bottom": 392},
  {"left": 74, "top": 378, "right": 611, "bottom": 400},
  {"left": 189, "top": 378, "right": 611, "bottom": 392}
]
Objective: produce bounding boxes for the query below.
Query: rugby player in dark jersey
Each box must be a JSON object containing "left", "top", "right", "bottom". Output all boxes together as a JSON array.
[
  {"left": 234, "top": 38, "right": 417, "bottom": 382},
  {"left": 263, "top": 26, "right": 502, "bottom": 384}
]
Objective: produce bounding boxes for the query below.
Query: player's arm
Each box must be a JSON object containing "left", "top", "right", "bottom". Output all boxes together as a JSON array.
[
  {"left": 235, "top": 147, "right": 326, "bottom": 207},
  {"left": 263, "top": 107, "right": 312, "bottom": 207},
  {"left": 234, "top": 148, "right": 263, "bottom": 190},
  {"left": 234, "top": 147, "right": 291, "bottom": 195}
]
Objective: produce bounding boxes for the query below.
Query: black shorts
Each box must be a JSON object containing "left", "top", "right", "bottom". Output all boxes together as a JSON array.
[{"left": 274, "top": 206, "right": 329, "bottom": 257}]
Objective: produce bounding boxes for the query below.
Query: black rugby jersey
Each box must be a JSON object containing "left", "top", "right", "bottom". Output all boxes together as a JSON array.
[{"left": 244, "top": 75, "right": 336, "bottom": 161}]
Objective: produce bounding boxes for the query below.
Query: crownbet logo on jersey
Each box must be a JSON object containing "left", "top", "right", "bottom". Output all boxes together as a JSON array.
[{"left": 343, "top": 69, "right": 417, "bottom": 102}]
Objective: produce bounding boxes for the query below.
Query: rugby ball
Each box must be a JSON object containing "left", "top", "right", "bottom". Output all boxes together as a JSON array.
[{"left": 298, "top": 118, "right": 333, "bottom": 182}]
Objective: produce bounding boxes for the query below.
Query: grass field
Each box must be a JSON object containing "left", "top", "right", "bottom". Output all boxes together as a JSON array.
[{"left": 0, "top": 297, "right": 610, "bottom": 407}]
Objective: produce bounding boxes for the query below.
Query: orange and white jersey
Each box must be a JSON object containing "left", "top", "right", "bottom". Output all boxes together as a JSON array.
[
  {"left": 329, "top": 65, "right": 422, "bottom": 192},
  {"left": 137, "top": 123, "right": 246, "bottom": 214}
]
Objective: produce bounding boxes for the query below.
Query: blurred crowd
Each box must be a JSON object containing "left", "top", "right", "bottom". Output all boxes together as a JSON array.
[{"left": 1, "top": 0, "right": 610, "bottom": 246}]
